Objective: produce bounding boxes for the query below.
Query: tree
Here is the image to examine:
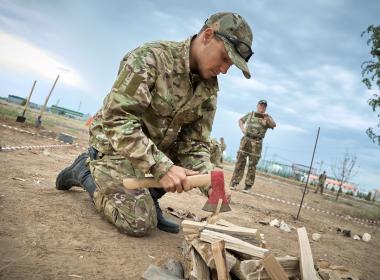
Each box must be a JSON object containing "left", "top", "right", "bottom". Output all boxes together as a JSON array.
[
  {"left": 366, "top": 191, "right": 372, "bottom": 201},
  {"left": 361, "top": 25, "right": 380, "bottom": 145},
  {"left": 331, "top": 152, "right": 358, "bottom": 201}
]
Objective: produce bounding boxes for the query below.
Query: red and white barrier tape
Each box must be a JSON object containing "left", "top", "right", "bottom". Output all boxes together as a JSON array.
[
  {"left": 241, "top": 191, "right": 380, "bottom": 231},
  {"left": 0, "top": 122, "right": 86, "bottom": 150},
  {"left": 0, "top": 144, "right": 73, "bottom": 151}
]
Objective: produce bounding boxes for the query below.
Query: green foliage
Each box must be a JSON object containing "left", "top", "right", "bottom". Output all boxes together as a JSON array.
[
  {"left": 361, "top": 25, "right": 380, "bottom": 145},
  {"left": 365, "top": 192, "right": 372, "bottom": 201},
  {"left": 356, "top": 191, "right": 365, "bottom": 199},
  {"left": 346, "top": 190, "right": 354, "bottom": 196},
  {"left": 330, "top": 187, "right": 335, "bottom": 192}
]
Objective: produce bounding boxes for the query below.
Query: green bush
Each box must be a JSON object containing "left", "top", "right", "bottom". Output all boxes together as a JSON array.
[{"left": 365, "top": 192, "right": 372, "bottom": 201}]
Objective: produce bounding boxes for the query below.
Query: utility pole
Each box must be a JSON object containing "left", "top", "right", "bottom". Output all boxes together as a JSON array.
[
  {"left": 36, "top": 75, "right": 59, "bottom": 127},
  {"left": 297, "top": 127, "right": 320, "bottom": 220}
]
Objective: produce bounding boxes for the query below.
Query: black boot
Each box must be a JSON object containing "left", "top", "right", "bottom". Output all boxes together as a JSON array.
[
  {"left": 149, "top": 188, "right": 179, "bottom": 234},
  {"left": 230, "top": 181, "right": 238, "bottom": 190},
  {"left": 56, "top": 153, "right": 96, "bottom": 198},
  {"left": 242, "top": 184, "right": 252, "bottom": 193}
]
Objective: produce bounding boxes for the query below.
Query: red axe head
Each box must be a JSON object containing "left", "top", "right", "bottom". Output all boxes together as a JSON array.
[{"left": 202, "top": 170, "right": 231, "bottom": 213}]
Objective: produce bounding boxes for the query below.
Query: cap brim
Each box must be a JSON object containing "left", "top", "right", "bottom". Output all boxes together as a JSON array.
[{"left": 221, "top": 38, "right": 251, "bottom": 79}]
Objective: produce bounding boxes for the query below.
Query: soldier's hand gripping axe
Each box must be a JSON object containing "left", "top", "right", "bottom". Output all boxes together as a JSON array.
[{"left": 122, "top": 170, "right": 231, "bottom": 213}]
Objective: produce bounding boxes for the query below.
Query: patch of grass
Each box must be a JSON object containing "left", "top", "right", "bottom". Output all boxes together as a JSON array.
[{"left": 0, "top": 102, "right": 88, "bottom": 136}]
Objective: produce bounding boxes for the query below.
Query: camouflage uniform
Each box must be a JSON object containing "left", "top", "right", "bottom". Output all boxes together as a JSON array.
[
  {"left": 231, "top": 112, "right": 275, "bottom": 188},
  {"left": 87, "top": 38, "right": 219, "bottom": 236},
  {"left": 315, "top": 172, "right": 327, "bottom": 194},
  {"left": 210, "top": 138, "right": 223, "bottom": 168}
]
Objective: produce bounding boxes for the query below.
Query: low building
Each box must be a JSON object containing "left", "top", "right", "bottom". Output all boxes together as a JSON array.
[
  {"left": 50, "top": 105, "right": 84, "bottom": 119},
  {"left": 7, "top": 94, "right": 25, "bottom": 105},
  {"left": 372, "top": 189, "right": 380, "bottom": 202}
]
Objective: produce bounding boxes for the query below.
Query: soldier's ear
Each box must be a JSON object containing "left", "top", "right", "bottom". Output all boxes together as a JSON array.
[{"left": 202, "top": 28, "right": 214, "bottom": 43}]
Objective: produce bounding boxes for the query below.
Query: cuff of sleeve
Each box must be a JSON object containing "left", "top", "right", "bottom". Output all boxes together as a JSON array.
[
  {"left": 150, "top": 154, "right": 174, "bottom": 181},
  {"left": 199, "top": 185, "right": 211, "bottom": 197},
  {"left": 198, "top": 162, "right": 213, "bottom": 197}
]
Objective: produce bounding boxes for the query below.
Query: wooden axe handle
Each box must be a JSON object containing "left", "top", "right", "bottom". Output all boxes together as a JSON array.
[{"left": 123, "top": 174, "right": 211, "bottom": 189}]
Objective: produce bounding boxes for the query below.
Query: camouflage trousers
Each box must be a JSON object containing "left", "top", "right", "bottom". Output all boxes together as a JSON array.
[
  {"left": 89, "top": 155, "right": 157, "bottom": 237},
  {"left": 314, "top": 183, "right": 324, "bottom": 194},
  {"left": 231, "top": 136, "right": 262, "bottom": 187}
]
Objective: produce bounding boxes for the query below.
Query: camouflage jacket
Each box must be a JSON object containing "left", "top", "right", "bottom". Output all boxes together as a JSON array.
[
  {"left": 89, "top": 37, "right": 219, "bottom": 182},
  {"left": 241, "top": 111, "right": 276, "bottom": 140}
]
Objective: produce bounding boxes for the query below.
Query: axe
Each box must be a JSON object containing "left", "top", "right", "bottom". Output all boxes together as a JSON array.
[{"left": 122, "top": 170, "right": 231, "bottom": 213}]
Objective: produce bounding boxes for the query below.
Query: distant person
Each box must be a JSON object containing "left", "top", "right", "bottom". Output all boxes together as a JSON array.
[
  {"left": 220, "top": 137, "right": 226, "bottom": 163},
  {"left": 315, "top": 171, "right": 327, "bottom": 194},
  {"left": 230, "top": 100, "right": 276, "bottom": 191},
  {"left": 55, "top": 13, "right": 253, "bottom": 237},
  {"left": 210, "top": 138, "right": 223, "bottom": 168}
]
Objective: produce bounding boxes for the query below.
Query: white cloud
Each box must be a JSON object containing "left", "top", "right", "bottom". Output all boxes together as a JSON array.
[
  {"left": 308, "top": 104, "right": 373, "bottom": 130},
  {"left": 0, "top": 30, "right": 87, "bottom": 90},
  {"left": 277, "top": 123, "right": 307, "bottom": 133}
]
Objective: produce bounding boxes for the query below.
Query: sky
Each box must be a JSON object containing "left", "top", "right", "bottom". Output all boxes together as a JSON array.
[{"left": 0, "top": 0, "right": 379, "bottom": 192}]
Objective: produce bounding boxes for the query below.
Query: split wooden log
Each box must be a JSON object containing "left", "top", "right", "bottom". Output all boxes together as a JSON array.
[
  {"left": 207, "top": 198, "right": 223, "bottom": 224},
  {"left": 191, "top": 239, "right": 237, "bottom": 271},
  {"left": 182, "top": 240, "right": 210, "bottom": 280},
  {"left": 182, "top": 220, "right": 259, "bottom": 237},
  {"left": 200, "top": 229, "right": 268, "bottom": 258},
  {"left": 297, "top": 227, "right": 318, "bottom": 280},
  {"left": 231, "top": 256, "right": 299, "bottom": 280},
  {"left": 262, "top": 253, "right": 289, "bottom": 280},
  {"left": 211, "top": 240, "right": 229, "bottom": 280},
  {"left": 215, "top": 218, "right": 239, "bottom": 227}
]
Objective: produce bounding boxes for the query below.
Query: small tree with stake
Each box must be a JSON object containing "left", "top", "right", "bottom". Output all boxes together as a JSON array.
[{"left": 331, "top": 151, "right": 358, "bottom": 201}]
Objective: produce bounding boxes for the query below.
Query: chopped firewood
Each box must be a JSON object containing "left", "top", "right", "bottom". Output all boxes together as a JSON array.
[
  {"left": 297, "top": 227, "right": 318, "bottom": 280},
  {"left": 190, "top": 239, "right": 237, "bottom": 272},
  {"left": 182, "top": 240, "right": 210, "bottom": 280},
  {"left": 200, "top": 229, "right": 268, "bottom": 258},
  {"left": 182, "top": 220, "right": 259, "bottom": 237},
  {"left": 231, "top": 256, "right": 299, "bottom": 280},
  {"left": 166, "top": 207, "right": 202, "bottom": 221},
  {"left": 211, "top": 240, "right": 229, "bottom": 280},
  {"left": 262, "top": 253, "right": 289, "bottom": 280}
]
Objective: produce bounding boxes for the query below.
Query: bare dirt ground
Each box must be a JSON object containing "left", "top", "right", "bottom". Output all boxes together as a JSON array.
[{"left": 1, "top": 106, "right": 379, "bottom": 280}]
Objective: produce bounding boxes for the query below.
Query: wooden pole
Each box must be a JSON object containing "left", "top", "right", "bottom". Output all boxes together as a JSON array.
[
  {"left": 296, "top": 127, "right": 320, "bottom": 220},
  {"left": 21, "top": 80, "right": 36, "bottom": 116},
  {"left": 36, "top": 75, "right": 59, "bottom": 127},
  {"left": 16, "top": 80, "right": 37, "bottom": 123}
]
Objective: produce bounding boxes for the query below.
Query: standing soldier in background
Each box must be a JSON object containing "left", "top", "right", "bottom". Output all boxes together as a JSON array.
[
  {"left": 220, "top": 137, "right": 226, "bottom": 163},
  {"left": 315, "top": 171, "right": 327, "bottom": 194},
  {"left": 230, "top": 100, "right": 276, "bottom": 191},
  {"left": 210, "top": 138, "right": 223, "bottom": 168}
]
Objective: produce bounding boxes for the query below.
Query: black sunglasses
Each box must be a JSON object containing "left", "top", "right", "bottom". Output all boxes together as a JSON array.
[{"left": 214, "top": 31, "right": 254, "bottom": 62}]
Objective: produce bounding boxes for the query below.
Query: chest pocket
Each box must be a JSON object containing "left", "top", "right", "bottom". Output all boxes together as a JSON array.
[
  {"left": 150, "top": 75, "right": 174, "bottom": 117},
  {"left": 247, "top": 117, "right": 266, "bottom": 138}
]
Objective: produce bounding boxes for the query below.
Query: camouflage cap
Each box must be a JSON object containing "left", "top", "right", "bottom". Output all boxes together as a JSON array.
[
  {"left": 205, "top": 12, "right": 253, "bottom": 79},
  {"left": 258, "top": 99, "right": 267, "bottom": 105}
]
